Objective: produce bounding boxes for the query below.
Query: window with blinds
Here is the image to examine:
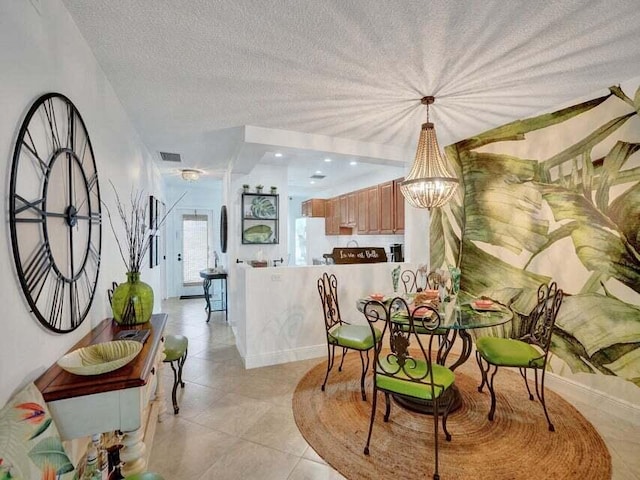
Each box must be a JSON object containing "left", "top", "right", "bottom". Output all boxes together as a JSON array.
[{"left": 182, "top": 213, "right": 209, "bottom": 285}]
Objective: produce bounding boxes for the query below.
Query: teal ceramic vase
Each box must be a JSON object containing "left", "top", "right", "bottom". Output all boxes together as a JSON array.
[{"left": 112, "top": 272, "right": 154, "bottom": 325}]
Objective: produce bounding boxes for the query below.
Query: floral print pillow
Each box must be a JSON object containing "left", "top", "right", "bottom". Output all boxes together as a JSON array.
[{"left": 0, "top": 382, "right": 76, "bottom": 480}]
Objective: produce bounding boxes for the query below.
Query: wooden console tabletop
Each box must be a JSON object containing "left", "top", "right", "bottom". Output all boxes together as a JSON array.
[{"left": 36, "top": 313, "right": 167, "bottom": 402}]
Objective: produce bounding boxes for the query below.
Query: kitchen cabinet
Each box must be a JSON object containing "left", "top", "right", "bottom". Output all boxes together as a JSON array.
[
  {"left": 357, "top": 189, "right": 368, "bottom": 234},
  {"left": 347, "top": 192, "right": 357, "bottom": 226},
  {"left": 379, "top": 181, "right": 394, "bottom": 234},
  {"left": 326, "top": 177, "right": 404, "bottom": 236},
  {"left": 301, "top": 198, "right": 326, "bottom": 217},
  {"left": 339, "top": 194, "right": 348, "bottom": 225},
  {"left": 339, "top": 192, "right": 357, "bottom": 227},
  {"left": 367, "top": 186, "right": 379, "bottom": 234},
  {"left": 325, "top": 197, "right": 341, "bottom": 235},
  {"left": 325, "top": 196, "right": 353, "bottom": 235},
  {"left": 379, "top": 179, "right": 405, "bottom": 234},
  {"left": 394, "top": 178, "right": 405, "bottom": 233}
]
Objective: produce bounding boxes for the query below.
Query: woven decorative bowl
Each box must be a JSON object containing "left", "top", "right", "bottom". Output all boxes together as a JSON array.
[{"left": 57, "top": 340, "right": 142, "bottom": 376}]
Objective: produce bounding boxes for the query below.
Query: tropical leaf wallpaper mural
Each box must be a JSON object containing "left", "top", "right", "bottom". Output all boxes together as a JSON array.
[{"left": 432, "top": 81, "right": 640, "bottom": 403}]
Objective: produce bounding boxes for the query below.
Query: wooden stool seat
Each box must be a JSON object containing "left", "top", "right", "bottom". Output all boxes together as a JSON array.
[{"left": 163, "top": 334, "right": 188, "bottom": 414}]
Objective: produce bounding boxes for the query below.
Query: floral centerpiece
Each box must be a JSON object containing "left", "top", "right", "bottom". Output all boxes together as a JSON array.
[{"left": 104, "top": 183, "right": 183, "bottom": 324}]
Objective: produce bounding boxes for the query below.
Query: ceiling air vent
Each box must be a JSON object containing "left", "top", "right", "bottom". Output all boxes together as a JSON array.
[
  {"left": 310, "top": 174, "right": 326, "bottom": 179},
  {"left": 159, "top": 151, "right": 182, "bottom": 162}
]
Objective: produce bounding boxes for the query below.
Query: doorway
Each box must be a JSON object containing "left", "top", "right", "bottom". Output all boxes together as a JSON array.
[{"left": 176, "top": 208, "right": 214, "bottom": 297}]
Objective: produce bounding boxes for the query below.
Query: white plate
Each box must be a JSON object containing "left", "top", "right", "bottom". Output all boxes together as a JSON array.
[{"left": 471, "top": 300, "right": 500, "bottom": 311}]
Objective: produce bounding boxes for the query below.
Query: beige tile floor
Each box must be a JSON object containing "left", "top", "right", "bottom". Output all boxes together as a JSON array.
[{"left": 150, "top": 298, "right": 640, "bottom": 480}]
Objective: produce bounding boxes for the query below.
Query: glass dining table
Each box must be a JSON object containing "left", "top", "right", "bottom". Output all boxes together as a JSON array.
[{"left": 356, "top": 294, "right": 513, "bottom": 413}]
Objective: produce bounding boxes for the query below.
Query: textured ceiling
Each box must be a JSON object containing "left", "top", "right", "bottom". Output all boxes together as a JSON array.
[{"left": 62, "top": 0, "right": 640, "bottom": 189}]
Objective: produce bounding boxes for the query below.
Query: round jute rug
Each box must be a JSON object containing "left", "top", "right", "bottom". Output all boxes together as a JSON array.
[{"left": 292, "top": 355, "right": 611, "bottom": 480}]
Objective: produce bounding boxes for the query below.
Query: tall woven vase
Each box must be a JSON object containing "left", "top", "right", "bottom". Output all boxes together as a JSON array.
[{"left": 111, "top": 272, "right": 154, "bottom": 325}]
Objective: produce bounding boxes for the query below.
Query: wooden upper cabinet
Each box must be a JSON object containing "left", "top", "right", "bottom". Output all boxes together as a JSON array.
[
  {"left": 357, "top": 189, "right": 368, "bottom": 234},
  {"left": 340, "top": 192, "right": 357, "bottom": 227},
  {"left": 378, "top": 181, "right": 394, "bottom": 234},
  {"left": 347, "top": 192, "right": 357, "bottom": 226},
  {"left": 324, "top": 198, "right": 334, "bottom": 235},
  {"left": 321, "top": 178, "right": 404, "bottom": 235},
  {"left": 393, "top": 178, "right": 405, "bottom": 233},
  {"left": 302, "top": 198, "right": 326, "bottom": 217},
  {"left": 367, "top": 186, "right": 379, "bottom": 233},
  {"left": 326, "top": 197, "right": 342, "bottom": 235},
  {"left": 339, "top": 194, "right": 348, "bottom": 225}
]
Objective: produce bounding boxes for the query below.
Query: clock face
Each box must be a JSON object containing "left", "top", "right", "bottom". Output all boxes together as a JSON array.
[{"left": 9, "top": 93, "right": 102, "bottom": 333}]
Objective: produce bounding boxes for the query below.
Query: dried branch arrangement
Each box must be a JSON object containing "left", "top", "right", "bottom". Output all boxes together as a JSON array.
[{"left": 103, "top": 182, "right": 185, "bottom": 273}]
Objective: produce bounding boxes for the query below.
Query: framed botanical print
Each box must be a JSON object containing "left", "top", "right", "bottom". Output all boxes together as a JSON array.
[{"left": 241, "top": 193, "right": 279, "bottom": 244}]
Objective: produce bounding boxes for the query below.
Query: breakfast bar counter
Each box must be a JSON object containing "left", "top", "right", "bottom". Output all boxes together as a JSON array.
[{"left": 233, "top": 262, "right": 418, "bottom": 369}]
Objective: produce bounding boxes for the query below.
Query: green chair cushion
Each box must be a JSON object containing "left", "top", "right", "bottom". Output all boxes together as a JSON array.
[
  {"left": 164, "top": 334, "right": 188, "bottom": 362},
  {"left": 476, "top": 336, "right": 544, "bottom": 368},
  {"left": 376, "top": 357, "right": 455, "bottom": 399},
  {"left": 328, "top": 324, "right": 380, "bottom": 350},
  {"left": 125, "top": 473, "right": 165, "bottom": 480}
]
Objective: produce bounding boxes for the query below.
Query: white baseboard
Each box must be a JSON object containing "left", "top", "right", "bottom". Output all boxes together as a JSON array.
[
  {"left": 546, "top": 372, "right": 640, "bottom": 426},
  {"left": 243, "top": 344, "right": 326, "bottom": 369}
]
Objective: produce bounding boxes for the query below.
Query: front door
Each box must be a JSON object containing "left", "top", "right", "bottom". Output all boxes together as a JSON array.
[{"left": 176, "top": 208, "right": 214, "bottom": 298}]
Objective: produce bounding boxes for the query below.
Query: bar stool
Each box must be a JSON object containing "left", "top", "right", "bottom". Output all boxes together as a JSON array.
[{"left": 163, "top": 334, "right": 188, "bottom": 414}]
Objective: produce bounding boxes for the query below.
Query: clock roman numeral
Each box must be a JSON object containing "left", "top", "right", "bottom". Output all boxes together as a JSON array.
[
  {"left": 67, "top": 103, "right": 75, "bottom": 150},
  {"left": 21, "top": 128, "right": 51, "bottom": 176},
  {"left": 43, "top": 97, "right": 62, "bottom": 151},
  {"left": 13, "top": 195, "right": 46, "bottom": 223},
  {"left": 70, "top": 280, "right": 81, "bottom": 329},
  {"left": 81, "top": 269, "right": 94, "bottom": 299},
  {"left": 87, "top": 172, "right": 98, "bottom": 192},
  {"left": 87, "top": 241, "right": 101, "bottom": 269},
  {"left": 23, "top": 244, "right": 53, "bottom": 301},
  {"left": 49, "top": 275, "right": 65, "bottom": 330}
]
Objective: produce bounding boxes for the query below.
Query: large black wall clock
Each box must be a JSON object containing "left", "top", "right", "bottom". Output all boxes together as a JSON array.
[{"left": 9, "top": 93, "right": 102, "bottom": 333}]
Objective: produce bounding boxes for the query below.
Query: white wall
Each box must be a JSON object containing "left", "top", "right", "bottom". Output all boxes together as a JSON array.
[{"left": 0, "top": 1, "right": 163, "bottom": 405}]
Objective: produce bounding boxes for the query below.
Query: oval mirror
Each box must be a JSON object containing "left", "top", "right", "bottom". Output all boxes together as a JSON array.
[{"left": 220, "top": 205, "right": 228, "bottom": 253}]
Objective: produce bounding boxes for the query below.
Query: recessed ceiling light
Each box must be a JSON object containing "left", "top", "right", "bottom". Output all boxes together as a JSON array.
[
  {"left": 275, "top": 152, "right": 283, "bottom": 157},
  {"left": 324, "top": 158, "right": 332, "bottom": 162},
  {"left": 310, "top": 180, "right": 316, "bottom": 184},
  {"left": 350, "top": 161, "right": 357, "bottom": 166},
  {"left": 315, "top": 170, "right": 322, "bottom": 174}
]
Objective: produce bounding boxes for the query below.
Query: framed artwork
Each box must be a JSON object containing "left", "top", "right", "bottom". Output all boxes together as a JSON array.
[
  {"left": 241, "top": 193, "right": 279, "bottom": 244},
  {"left": 157, "top": 200, "right": 165, "bottom": 265},
  {"left": 149, "top": 196, "right": 161, "bottom": 268}
]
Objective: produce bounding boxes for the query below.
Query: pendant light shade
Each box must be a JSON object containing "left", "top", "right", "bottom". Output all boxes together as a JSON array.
[{"left": 400, "top": 97, "right": 458, "bottom": 210}]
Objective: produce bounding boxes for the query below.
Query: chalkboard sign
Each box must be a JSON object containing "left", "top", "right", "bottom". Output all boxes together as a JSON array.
[{"left": 331, "top": 247, "right": 388, "bottom": 264}]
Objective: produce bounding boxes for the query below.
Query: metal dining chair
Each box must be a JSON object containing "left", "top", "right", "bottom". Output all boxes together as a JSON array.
[
  {"left": 475, "top": 281, "right": 564, "bottom": 431},
  {"left": 363, "top": 297, "right": 455, "bottom": 480},
  {"left": 400, "top": 268, "right": 444, "bottom": 293},
  {"left": 317, "top": 272, "right": 381, "bottom": 401}
]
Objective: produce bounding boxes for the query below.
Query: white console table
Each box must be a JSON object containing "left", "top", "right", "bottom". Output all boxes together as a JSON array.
[{"left": 36, "top": 314, "right": 167, "bottom": 476}]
